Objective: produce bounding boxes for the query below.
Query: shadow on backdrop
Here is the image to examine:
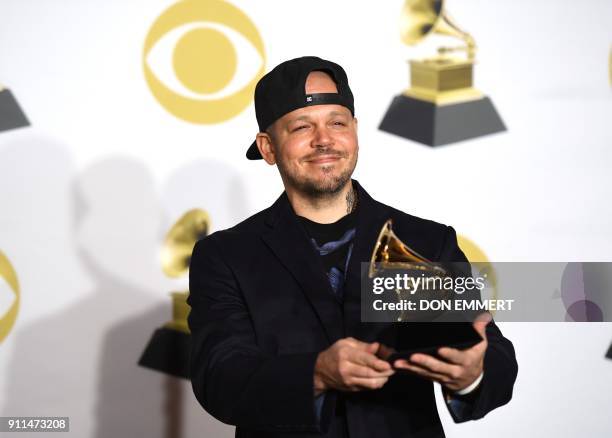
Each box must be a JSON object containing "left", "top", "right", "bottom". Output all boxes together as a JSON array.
[{"left": 1, "top": 149, "right": 248, "bottom": 438}]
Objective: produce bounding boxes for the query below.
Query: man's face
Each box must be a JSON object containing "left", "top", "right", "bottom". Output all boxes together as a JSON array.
[{"left": 259, "top": 71, "right": 358, "bottom": 197}]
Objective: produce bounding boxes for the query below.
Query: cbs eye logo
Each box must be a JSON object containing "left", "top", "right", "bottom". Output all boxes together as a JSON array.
[
  {"left": 0, "top": 250, "right": 19, "bottom": 344},
  {"left": 143, "top": 0, "right": 266, "bottom": 124}
]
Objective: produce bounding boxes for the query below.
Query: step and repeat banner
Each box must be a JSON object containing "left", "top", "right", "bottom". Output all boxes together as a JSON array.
[{"left": 1, "top": 0, "right": 611, "bottom": 437}]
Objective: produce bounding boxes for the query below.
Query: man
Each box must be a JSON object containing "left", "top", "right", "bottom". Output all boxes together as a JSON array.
[{"left": 188, "top": 56, "right": 518, "bottom": 437}]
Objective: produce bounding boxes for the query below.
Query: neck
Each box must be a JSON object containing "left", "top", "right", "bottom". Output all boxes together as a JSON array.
[{"left": 285, "top": 180, "right": 356, "bottom": 224}]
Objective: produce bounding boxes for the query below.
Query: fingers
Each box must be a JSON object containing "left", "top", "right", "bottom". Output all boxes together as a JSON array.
[
  {"left": 342, "top": 338, "right": 383, "bottom": 354},
  {"left": 343, "top": 362, "right": 395, "bottom": 379},
  {"left": 330, "top": 338, "right": 396, "bottom": 392},
  {"left": 409, "top": 353, "right": 461, "bottom": 375},
  {"left": 470, "top": 339, "right": 488, "bottom": 358},
  {"left": 437, "top": 347, "right": 468, "bottom": 365},
  {"left": 375, "top": 343, "right": 396, "bottom": 361},
  {"left": 352, "top": 348, "right": 393, "bottom": 372},
  {"left": 393, "top": 360, "right": 450, "bottom": 384},
  {"left": 337, "top": 338, "right": 392, "bottom": 372},
  {"left": 349, "top": 340, "right": 384, "bottom": 359},
  {"left": 342, "top": 337, "right": 374, "bottom": 350},
  {"left": 472, "top": 312, "right": 492, "bottom": 340},
  {"left": 347, "top": 376, "right": 390, "bottom": 391},
  {"left": 394, "top": 353, "right": 462, "bottom": 379},
  {"left": 366, "top": 341, "right": 380, "bottom": 355},
  {"left": 474, "top": 311, "right": 492, "bottom": 325},
  {"left": 336, "top": 362, "right": 393, "bottom": 391}
]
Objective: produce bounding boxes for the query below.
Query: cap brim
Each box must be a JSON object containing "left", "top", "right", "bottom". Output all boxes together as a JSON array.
[{"left": 246, "top": 139, "right": 262, "bottom": 160}]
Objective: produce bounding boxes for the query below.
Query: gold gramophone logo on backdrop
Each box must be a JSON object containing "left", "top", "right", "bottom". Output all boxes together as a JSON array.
[
  {"left": 0, "top": 84, "right": 30, "bottom": 133},
  {"left": 139, "top": 209, "right": 209, "bottom": 378},
  {"left": 0, "top": 250, "right": 20, "bottom": 344},
  {"left": 143, "top": 0, "right": 266, "bottom": 124},
  {"left": 160, "top": 209, "right": 210, "bottom": 334},
  {"left": 457, "top": 234, "right": 499, "bottom": 314},
  {"left": 379, "top": 0, "right": 506, "bottom": 146}
]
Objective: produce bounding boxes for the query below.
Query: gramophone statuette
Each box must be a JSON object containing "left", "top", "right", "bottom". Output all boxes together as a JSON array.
[{"left": 379, "top": 0, "right": 506, "bottom": 146}]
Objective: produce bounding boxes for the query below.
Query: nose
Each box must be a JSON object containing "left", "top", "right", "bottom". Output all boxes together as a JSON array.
[{"left": 311, "top": 124, "right": 333, "bottom": 149}]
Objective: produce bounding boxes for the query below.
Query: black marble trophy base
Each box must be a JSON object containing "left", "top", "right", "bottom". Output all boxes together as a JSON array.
[
  {"left": 379, "top": 94, "right": 505, "bottom": 146},
  {"left": 138, "top": 327, "right": 191, "bottom": 379},
  {"left": 0, "top": 88, "right": 30, "bottom": 133}
]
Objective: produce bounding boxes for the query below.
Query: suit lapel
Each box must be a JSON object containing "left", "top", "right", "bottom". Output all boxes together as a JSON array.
[
  {"left": 261, "top": 192, "right": 345, "bottom": 344},
  {"left": 343, "top": 181, "right": 391, "bottom": 338}
]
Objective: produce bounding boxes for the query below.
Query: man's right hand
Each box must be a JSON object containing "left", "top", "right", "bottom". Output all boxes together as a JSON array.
[{"left": 313, "top": 337, "right": 395, "bottom": 396}]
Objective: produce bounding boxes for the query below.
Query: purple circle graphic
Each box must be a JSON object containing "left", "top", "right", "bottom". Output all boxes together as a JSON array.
[
  {"left": 564, "top": 300, "right": 603, "bottom": 322},
  {"left": 561, "top": 263, "right": 585, "bottom": 309}
]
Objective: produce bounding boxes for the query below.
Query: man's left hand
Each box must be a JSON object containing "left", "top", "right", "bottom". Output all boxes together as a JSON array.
[{"left": 393, "top": 312, "right": 492, "bottom": 392}]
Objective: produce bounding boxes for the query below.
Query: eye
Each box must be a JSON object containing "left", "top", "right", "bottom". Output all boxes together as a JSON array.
[
  {"left": 143, "top": 0, "right": 266, "bottom": 124},
  {"left": 292, "top": 125, "right": 309, "bottom": 132},
  {"left": 146, "top": 23, "right": 262, "bottom": 100}
]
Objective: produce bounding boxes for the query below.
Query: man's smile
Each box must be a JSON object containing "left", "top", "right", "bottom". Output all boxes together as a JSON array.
[{"left": 305, "top": 155, "right": 342, "bottom": 165}]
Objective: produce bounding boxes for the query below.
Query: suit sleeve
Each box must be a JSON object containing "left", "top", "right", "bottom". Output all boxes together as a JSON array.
[
  {"left": 187, "top": 235, "right": 336, "bottom": 433},
  {"left": 437, "top": 226, "right": 519, "bottom": 423}
]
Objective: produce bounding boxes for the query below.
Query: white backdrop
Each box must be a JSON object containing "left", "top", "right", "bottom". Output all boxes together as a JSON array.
[{"left": 0, "top": 0, "right": 611, "bottom": 436}]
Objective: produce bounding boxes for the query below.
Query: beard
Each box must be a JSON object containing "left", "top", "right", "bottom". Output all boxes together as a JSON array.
[{"left": 276, "top": 148, "right": 358, "bottom": 198}]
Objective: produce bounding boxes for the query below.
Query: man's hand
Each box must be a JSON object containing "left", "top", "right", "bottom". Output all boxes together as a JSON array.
[
  {"left": 393, "top": 312, "right": 491, "bottom": 392},
  {"left": 314, "top": 337, "right": 395, "bottom": 396}
]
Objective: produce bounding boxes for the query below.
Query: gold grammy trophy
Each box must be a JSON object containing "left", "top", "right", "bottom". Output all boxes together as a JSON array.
[
  {"left": 379, "top": 0, "right": 505, "bottom": 145},
  {"left": 0, "top": 83, "right": 30, "bottom": 133},
  {"left": 369, "top": 219, "right": 454, "bottom": 322},
  {"left": 139, "top": 209, "right": 209, "bottom": 379}
]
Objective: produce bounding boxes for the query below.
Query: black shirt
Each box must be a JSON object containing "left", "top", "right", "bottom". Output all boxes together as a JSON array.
[{"left": 298, "top": 210, "right": 357, "bottom": 301}]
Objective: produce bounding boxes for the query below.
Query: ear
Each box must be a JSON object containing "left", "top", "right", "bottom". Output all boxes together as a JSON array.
[{"left": 255, "top": 132, "right": 276, "bottom": 165}]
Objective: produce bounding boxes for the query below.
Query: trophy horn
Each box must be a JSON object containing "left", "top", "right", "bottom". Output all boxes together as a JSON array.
[
  {"left": 162, "top": 209, "right": 210, "bottom": 278},
  {"left": 400, "top": 0, "right": 476, "bottom": 60},
  {"left": 161, "top": 208, "right": 209, "bottom": 333},
  {"left": 369, "top": 219, "right": 446, "bottom": 278},
  {"left": 368, "top": 219, "right": 449, "bottom": 322}
]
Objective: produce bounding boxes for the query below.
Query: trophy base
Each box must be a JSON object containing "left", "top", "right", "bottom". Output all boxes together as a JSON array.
[
  {"left": 0, "top": 88, "right": 30, "bottom": 133},
  {"left": 379, "top": 94, "right": 506, "bottom": 146},
  {"left": 138, "top": 326, "right": 190, "bottom": 379}
]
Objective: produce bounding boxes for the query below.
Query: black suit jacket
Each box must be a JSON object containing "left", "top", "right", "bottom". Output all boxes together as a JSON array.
[{"left": 188, "top": 180, "right": 518, "bottom": 438}]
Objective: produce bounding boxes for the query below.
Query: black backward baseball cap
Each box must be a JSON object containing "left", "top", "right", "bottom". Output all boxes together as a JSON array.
[{"left": 246, "top": 56, "right": 355, "bottom": 160}]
